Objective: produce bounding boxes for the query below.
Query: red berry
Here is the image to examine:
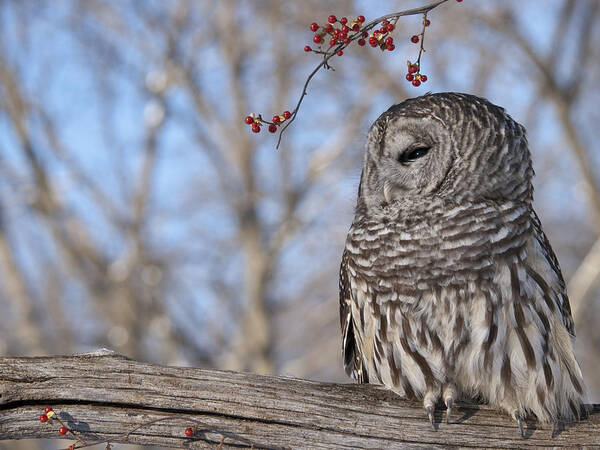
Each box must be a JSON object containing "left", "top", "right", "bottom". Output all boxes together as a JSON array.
[
  {"left": 408, "top": 65, "right": 418, "bottom": 74},
  {"left": 368, "top": 36, "right": 378, "bottom": 46},
  {"left": 342, "top": 25, "right": 350, "bottom": 33},
  {"left": 328, "top": 15, "right": 336, "bottom": 24},
  {"left": 357, "top": 15, "right": 365, "bottom": 23},
  {"left": 272, "top": 115, "right": 280, "bottom": 123},
  {"left": 268, "top": 124, "right": 277, "bottom": 133},
  {"left": 310, "top": 22, "right": 319, "bottom": 32},
  {"left": 387, "top": 23, "right": 395, "bottom": 32},
  {"left": 373, "top": 29, "right": 380, "bottom": 35},
  {"left": 352, "top": 24, "right": 360, "bottom": 31},
  {"left": 456, "top": 0, "right": 463, "bottom": 2},
  {"left": 324, "top": 23, "right": 333, "bottom": 32},
  {"left": 382, "top": 20, "right": 389, "bottom": 27},
  {"left": 304, "top": 45, "right": 311, "bottom": 52},
  {"left": 340, "top": 17, "right": 348, "bottom": 25},
  {"left": 358, "top": 38, "right": 366, "bottom": 46},
  {"left": 185, "top": 427, "right": 194, "bottom": 437},
  {"left": 252, "top": 123, "right": 260, "bottom": 133},
  {"left": 329, "top": 39, "right": 336, "bottom": 46},
  {"left": 59, "top": 426, "right": 67, "bottom": 435},
  {"left": 44, "top": 407, "right": 53, "bottom": 413},
  {"left": 379, "top": 28, "right": 387, "bottom": 34},
  {"left": 337, "top": 50, "right": 343, "bottom": 56},
  {"left": 343, "top": 38, "right": 350, "bottom": 44},
  {"left": 412, "top": 79, "right": 421, "bottom": 87},
  {"left": 333, "top": 29, "right": 341, "bottom": 38},
  {"left": 244, "top": 116, "right": 253, "bottom": 125},
  {"left": 68, "top": 445, "right": 75, "bottom": 450},
  {"left": 313, "top": 34, "right": 322, "bottom": 44},
  {"left": 387, "top": 44, "right": 395, "bottom": 51},
  {"left": 406, "top": 73, "right": 414, "bottom": 81},
  {"left": 420, "top": 75, "right": 428, "bottom": 82},
  {"left": 411, "top": 35, "right": 419, "bottom": 43},
  {"left": 40, "top": 414, "right": 48, "bottom": 423},
  {"left": 424, "top": 19, "right": 431, "bottom": 26},
  {"left": 283, "top": 110, "right": 292, "bottom": 120},
  {"left": 385, "top": 37, "right": 393, "bottom": 45},
  {"left": 362, "top": 31, "right": 368, "bottom": 38}
]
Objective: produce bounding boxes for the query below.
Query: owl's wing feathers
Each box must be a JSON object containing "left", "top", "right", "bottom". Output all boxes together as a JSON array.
[
  {"left": 529, "top": 210, "right": 576, "bottom": 337},
  {"left": 339, "top": 249, "right": 369, "bottom": 383}
]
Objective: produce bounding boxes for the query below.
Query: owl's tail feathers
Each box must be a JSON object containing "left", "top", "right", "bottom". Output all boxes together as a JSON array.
[
  {"left": 550, "top": 316, "right": 586, "bottom": 422},
  {"left": 342, "top": 315, "right": 369, "bottom": 384}
]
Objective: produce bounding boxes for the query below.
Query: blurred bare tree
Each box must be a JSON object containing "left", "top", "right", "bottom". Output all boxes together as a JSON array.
[
  {"left": 0, "top": 0, "right": 374, "bottom": 383},
  {"left": 0, "top": 2, "right": 599, "bottom": 430}
]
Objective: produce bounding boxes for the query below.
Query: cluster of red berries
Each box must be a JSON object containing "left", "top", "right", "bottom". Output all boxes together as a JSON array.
[
  {"left": 244, "top": 110, "right": 292, "bottom": 134},
  {"left": 405, "top": 63, "right": 427, "bottom": 86},
  {"left": 39, "top": 406, "right": 70, "bottom": 441},
  {"left": 365, "top": 19, "right": 397, "bottom": 51},
  {"left": 304, "top": 15, "right": 366, "bottom": 56}
]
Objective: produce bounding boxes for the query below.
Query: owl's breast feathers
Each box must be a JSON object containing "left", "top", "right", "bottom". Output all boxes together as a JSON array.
[
  {"left": 345, "top": 200, "right": 531, "bottom": 289},
  {"left": 339, "top": 199, "right": 583, "bottom": 422}
]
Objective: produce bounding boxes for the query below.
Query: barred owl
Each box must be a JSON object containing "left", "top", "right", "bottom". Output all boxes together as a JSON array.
[{"left": 339, "top": 93, "right": 585, "bottom": 433}]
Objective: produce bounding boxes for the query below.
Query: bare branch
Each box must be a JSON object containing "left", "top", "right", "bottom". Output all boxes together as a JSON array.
[
  {"left": 1, "top": 352, "right": 599, "bottom": 448},
  {"left": 568, "top": 235, "right": 600, "bottom": 326}
]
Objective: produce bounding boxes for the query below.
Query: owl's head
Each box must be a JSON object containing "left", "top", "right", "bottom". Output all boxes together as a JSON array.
[{"left": 357, "top": 92, "right": 533, "bottom": 213}]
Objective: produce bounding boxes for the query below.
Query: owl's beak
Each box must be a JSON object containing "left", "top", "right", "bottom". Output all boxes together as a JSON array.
[{"left": 383, "top": 180, "right": 400, "bottom": 204}]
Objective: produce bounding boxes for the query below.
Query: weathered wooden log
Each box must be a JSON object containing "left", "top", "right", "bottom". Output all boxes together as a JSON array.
[{"left": 1, "top": 350, "right": 598, "bottom": 448}]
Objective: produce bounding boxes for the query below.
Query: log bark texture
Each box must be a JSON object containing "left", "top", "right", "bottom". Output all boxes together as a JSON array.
[{"left": 0, "top": 350, "right": 598, "bottom": 449}]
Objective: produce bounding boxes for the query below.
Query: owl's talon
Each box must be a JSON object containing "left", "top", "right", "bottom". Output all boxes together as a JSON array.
[
  {"left": 426, "top": 405, "right": 435, "bottom": 430},
  {"left": 442, "top": 385, "right": 456, "bottom": 425},
  {"left": 513, "top": 411, "right": 525, "bottom": 438},
  {"left": 517, "top": 417, "right": 524, "bottom": 438},
  {"left": 445, "top": 397, "right": 453, "bottom": 424}
]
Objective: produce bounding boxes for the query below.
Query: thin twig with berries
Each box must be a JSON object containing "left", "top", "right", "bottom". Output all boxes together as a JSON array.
[
  {"left": 245, "top": 0, "right": 459, "bottom": 147},
  {"left": 406, "top": 12, "right": 432, "bottom": 87},
  {"left": 39, "top": 407, "right": 87, "bottom": 449},
  {"left": 38, "top": 405, "right": 258, "bottom": 449}
]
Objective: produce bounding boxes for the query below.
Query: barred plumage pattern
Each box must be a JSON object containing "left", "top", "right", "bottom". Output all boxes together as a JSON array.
[{"left": 340, "top": 93, "right": 584, "bottom": 425}]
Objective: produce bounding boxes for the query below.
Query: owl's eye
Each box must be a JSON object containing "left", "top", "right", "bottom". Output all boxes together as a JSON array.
[{"left": 397, "top": 146, "right": 430, "bottom": 164}]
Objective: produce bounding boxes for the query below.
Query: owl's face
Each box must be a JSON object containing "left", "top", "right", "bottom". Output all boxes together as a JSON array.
[
  {"left": 360, "top": 115, "right": 454, "bottom": 207},
  {"left": 358, "top": 93, "right": 533, "bottom": 213}
]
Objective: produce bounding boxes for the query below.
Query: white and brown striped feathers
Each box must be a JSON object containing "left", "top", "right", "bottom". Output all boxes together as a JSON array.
[{"left": 340, "top": 93, "right": 584, "bottom": 426}]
